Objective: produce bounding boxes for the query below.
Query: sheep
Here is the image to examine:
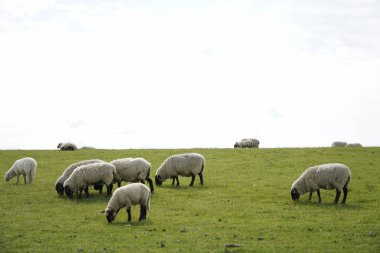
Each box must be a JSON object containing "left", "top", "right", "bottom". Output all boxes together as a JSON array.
[
  {"left": 57, "top": 142, "right": 77, "bottom": 151},
  {"left": 331, "top": 141, "right": 347, "bottom": 147},
  {"left": 110, "top": 158, "right": 154, "bottom": 192},
  {"left": 346, "top": 143, "right": 362, "bottom": 147},
  {"left": 155, "top": 153, "right": 205, "bottom": 187},
  {"left": 290, "top": 163, "right": 351, "bottom": 204},
  {"left": 55, "top": 159, "right": 105, "bottom": 196},
  {"left": 63, "top": 162, "right": 116, "bottom": 199},
  {"left": 101, "top": 183, "right": 151, "bottom": 223},
  {"left": 234, "top": 138, "right": 260, "bottom": 148},
  {"left": 4, "top": 157, "right": 37, "bottom": 184}
]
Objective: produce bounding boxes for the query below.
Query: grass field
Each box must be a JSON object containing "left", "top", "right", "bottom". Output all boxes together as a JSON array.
[{"left": 0, "top": 148, "right": 379, "bottom": 253}]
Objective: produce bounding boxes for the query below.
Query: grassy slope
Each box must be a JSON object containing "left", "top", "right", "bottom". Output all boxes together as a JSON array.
[{"left": 0, "top": 148, "right": 379, "bottom": 253}]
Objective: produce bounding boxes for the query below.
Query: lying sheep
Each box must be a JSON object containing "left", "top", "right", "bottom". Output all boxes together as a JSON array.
[
  {"left": 63, "top": 162, "right": 116, "bottom": 199},
  {"left": 346, "top": 143, "right": 362, "bottom": 147},
  {"left": 101, "top": 183, "right": 151, "bottom": 223},
  {"left": 57, "top": 142, "right": 77, "bottom": 151},
  {"left": 4, "top": 157, "right": 37, "bottom": 184},
  {"left": 234, "top": 138, "right": 260, "bottom": 148},
  {"left": 331, "top": 141, "right": 347, "bottom": 147},
  {"left": 155, "top": 153, "right": 205, "bottom": 187},
  {"left": 290, "top": 163, "right": 351, "bottom": 204},
  {"left": 55, "top": 159, "right": 104, "bottom": 196},
  {"left": 111, "top": 158, "right": 154, "bottom": 192}
]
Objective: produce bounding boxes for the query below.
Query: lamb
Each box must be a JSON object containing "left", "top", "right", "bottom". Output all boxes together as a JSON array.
[
  {"left": 101, "top": 183, "right": 151, "bottom": 223},
  {"left": 57, "top": 142, "right": 77, "bottom": 151},
  {"left": 4, "top": 157, "right": 37, "bottom": 184},
  {"left": 110, "top": 158, "right": 154, "bottom": 192},
  {"left": 63, "top": 162, "right": 116, "bottom": 199},
  {"left": 55, "top": 159, "right": 105, "bottom": 196},
  {"left": 155, "top": 153, "right": 205, "bottom": 187},
  {"left": 234, "top": 138, "right": 260, "bottom": 148},
  {"left": 331, "top": 141, "right": 347, "bottom": 147},
  {"left": 290, "top": 163, "right": 351, "bottom": 204}
]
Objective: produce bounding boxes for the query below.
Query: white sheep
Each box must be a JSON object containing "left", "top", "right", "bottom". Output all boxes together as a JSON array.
[
  {"left": 55, "top": 159, "right": 105, "bottom": 196},
  {"left": 101, "top": 183, "right": 151, "bottom": 223},
  {"left": 63, "top": 162, "right": 116, "bottom": 199},
  {"left": 155, "top": 153, "right": 205, "bottom": 187},
  {"left": 4, "top": 157, "right": 37, "bottom": 184},
  {"left": 110, "top": 158, "right": 154, "bottom": 192},
  {"left": 57, "top": 142, "right": 77, "bottom": 151},
  {"left": 290, "top": 163, "right": 351, "bottom": 204},
  {"left": 331, "top": 141, "right": 347, "bottom": 147},
  {"left": 234, "top": 138, "right": 260, "bottom": 148}
]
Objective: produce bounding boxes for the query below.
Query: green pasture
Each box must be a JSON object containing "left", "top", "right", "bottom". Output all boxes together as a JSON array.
[{"left": 0, "top": 148, "right": 379, "bottom": 252}]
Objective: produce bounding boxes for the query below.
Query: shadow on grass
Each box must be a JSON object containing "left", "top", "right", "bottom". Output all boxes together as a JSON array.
[
  {"left": 293, "top": 200, "right": 363, "bottom": 210},
  {"left": 107, "top": 219, "right": 153, "bottom": 227}
]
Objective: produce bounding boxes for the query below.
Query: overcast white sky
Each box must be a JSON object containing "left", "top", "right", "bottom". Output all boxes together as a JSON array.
[{"left": 0, "top": 0, "right": 379, "bottom": 149}]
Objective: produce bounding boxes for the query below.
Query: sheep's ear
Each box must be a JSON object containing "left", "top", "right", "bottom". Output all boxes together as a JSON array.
[{"left": 100, "top": 210, "right": 106, "bottom": 214}]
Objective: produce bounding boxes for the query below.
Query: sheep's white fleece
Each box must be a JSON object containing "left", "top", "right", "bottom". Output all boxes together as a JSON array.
[
  {"left": 4, "top": 157, "right": 37, "bottom": 184},
  {"left": 156, "top": 153, "right": 205, "bottom": 182},
  {"left": 291, "top": 163, "right": 351, "bottom": 195},
  {"left": 236, "top": 139, "right": 259, "bottom": 148},
  {"left": 105, "top": 183, "right": 151, "bottom": 212},
  {"left": 111, "top": 158, "right": 151, "bottom": 183},
  {"left": 63, "top": 162, "right": 116, "bottom": 191},
  {"left": 55, "top": 159, "right": 104, "bottom": 186}
]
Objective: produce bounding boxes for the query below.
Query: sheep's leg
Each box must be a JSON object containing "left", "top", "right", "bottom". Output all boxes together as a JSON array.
[
  {"left": 198, "top": 171, "right": 204, "bottom": 185},
  {"left": 78, "top": 188, "right": 83, "bottom": 199},
  {"left": 84, "top": 187, "right": 89, "bottom": 198},
  {"left": 98, "top": 184, "right": 103, "bottom": 194},
  {"left": 16, "top": 174, "right": 20, "bottom": 184},
  {"left": 309, "top": 192, "right": 313, "bottom": 201},
  {"left": 334, "top": 189, "right": 341, "bottom": 204},
  {"left": 23, "top": 174, "right": 27, "bottom": 184},
  {"left": 127, "top": 208, "right": 131, "bottom": 222},
  {"left": 342, "top": 185, "right": 348, "bottom": 204},
  {"left": 171, "top": 178, "right": 175, "bottom": 186},
  {"left": 117, "top": 182, "right": 121, "bottom": 188},
  {"left": 146, "top": 177, "right": 154, "bottom": 192},
  {"left": 106, "top": 184, "right": 113, "bottom": 196},
  {"left": 175, "top": 176, "right": 180, "bottom": 187},
  {"left": 139, "top": 205, "right": 147, "bottom": 221},
  {"left": 317, "top": 190, "right": 321, "bottom": 203},
  {"left": 189, "top": 174, "right": 196, "bottom": 187}
]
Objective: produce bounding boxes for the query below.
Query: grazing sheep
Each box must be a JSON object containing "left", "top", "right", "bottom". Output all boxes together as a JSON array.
[
  {"left": 63, "top": 162, "right": 116, "bottom": 199},
  {"left": 55, "top": 159, "right": 105, "bottom": 196},
  {"left": 57, "top": 142, "right": 77, "bottom": 151},
  {"left": 111, "top": 158, "right": 154, "bottom": 192},
  {"left": 155, "top": 153, "right": 205, "bottom": 187},
  {"left": 101, "top": 183, "right": 151, "bottom": 223},
  {"left": 4, "top": 157, "right": 37, "bottom": 184},
  {"left": 234, "top": 138, "right": 260, "bottom": 148},
  {"left": 290, "top": 163, "right": 351, "bottom": 204},
  {"left": 331, "top": 141, "right": 347, "bottom": 147},
  {"left": 346, "top": 143, "right": 362, "bottom": 147}
]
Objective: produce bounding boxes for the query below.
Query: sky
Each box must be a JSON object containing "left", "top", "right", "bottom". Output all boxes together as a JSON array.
[{"left": 0, "top": 0, "right": 379, "bottom": 149}]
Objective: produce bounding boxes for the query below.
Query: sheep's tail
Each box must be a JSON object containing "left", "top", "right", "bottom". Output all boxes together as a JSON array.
[
  {"left": 147, "top": 192, "right": 151, "bottom": 211},
  {"left": 345, "top": 174, "right": 351, "bottom": 189},
  {"left": 29, "top": 165, "right": 36, "bottom": 184}
]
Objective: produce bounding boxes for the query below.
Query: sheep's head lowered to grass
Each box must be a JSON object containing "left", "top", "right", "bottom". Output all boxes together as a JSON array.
[
  {"left": 290, "top": 188, "right": 300, "bottom": 200},
  {"left": 64, "top": 186, "right": 74, "bottom": 199},
  {"left": 155, "top": 175, "right": 163, "bottom": 186},
  {"left": 101, "top": 209, "right": 119, "bottom": 223}
]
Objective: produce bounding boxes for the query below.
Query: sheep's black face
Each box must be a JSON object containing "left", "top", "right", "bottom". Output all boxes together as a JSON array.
[
  {"left": 291, "top": 189, "right": 300, "bottom": 201},
  {"left": 56, "top": 183, "right": 64, "bottom": 196},
  {"left": 102, "top": 210, "right": 116, "bottom": 223},
  {"left": 155, "top": 175, "right": 162, "bottom": 186},
  {"left": 64, "top": 186, "right": 74, "bottom": 199}
]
